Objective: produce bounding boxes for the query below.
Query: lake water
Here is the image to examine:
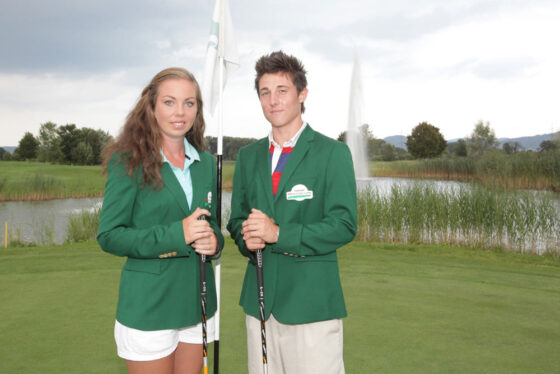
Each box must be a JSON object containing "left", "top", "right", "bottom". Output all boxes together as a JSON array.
[
  {"left": 0, "top": 194, "right": 234, "bottom": 246},
  {"left": 0, "top": 177, "right": 556, "bottom": 247},
  {"left": 0, "top": 198, "right": 103, "bottom": 245}
]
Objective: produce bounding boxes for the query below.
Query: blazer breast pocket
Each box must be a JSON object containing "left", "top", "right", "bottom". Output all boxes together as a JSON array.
[
  {"left": 282, "top": 176, "right": 319, "bottom": 221},
  {"left": 284, "top": 175, "right": 317, "bottom": 201},
  {"left": 123, "top": 258, "right": 161, "bottom": 275}
]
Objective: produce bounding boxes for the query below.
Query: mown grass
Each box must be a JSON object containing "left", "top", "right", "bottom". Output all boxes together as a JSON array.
[
  {"left": 1, "top": 239, "right": 559, "bottom": 373},
  {"left": 0, "top": 161, "right": 106, "bottom": 201},
  {"left": 358, "top": 183, "right": 560, "bottom": 255},
  {"left": 0, "top": 161, "right": 236, "bottom": 201},
  {"left": 370, "top": 151, "right": 560, "bottom": 192}
]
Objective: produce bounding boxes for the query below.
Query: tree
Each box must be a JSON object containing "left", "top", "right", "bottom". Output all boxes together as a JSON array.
[
  {"left": 57, "top": 124, "right": 80, "bottom": 163},
  {"left": 336, "top": 131, "right": 346, "bottom": 143},
  {"left": 0, "top": 147, "right": 12, "bottom": 161},
  {"left": 380, "top": 142, "right": 396, "bottom": 161},
  {"left": 539, "top": 140, "right": 558, "bottom": 152},
  {"left": 15, "top": 132, "right": 39, "bottom": 160},
  {"left": 451, "top": 139, "right": 468, "bottom": 157},
  {"left": 502, "top": 141, "right": 522, "bottom": 154},
  {"left": 72, "top": 141, "right": 95, "bottom": 165},
  {"left": 75, "top": 128, "right": 112, "bottom": 165},
  {"left": 466, "top": 120, "right": 498, "bottom": 157},
  {"left": 406, "top": 122, "right": 447, "bottom": 159},
  {"left": 205, "top": 136, "right": 257, "bottom": 160},
  {"left": 37, "top": 121, "right": 64, "bottom": 162}
]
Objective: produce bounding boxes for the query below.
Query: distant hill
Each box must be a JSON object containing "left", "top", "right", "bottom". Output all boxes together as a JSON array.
[
  {"left": 0, "top": 146, "right": 16, "bottom": 154},
  {"left": 384, "top": 135, "right": 408, "bottom": 150},
  {"left": 496, "top": 134, "right": 554, "bottom": 151},
  {"left": 384, "top": 133, "right": 556, "bottom": 152}
]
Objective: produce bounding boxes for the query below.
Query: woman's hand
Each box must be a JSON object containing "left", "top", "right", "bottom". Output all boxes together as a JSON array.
[
  {"left": 182, "top": 208, "right": 218, "bottom": 256},
  {"left": 182, "top": 208, "right": 212, "bottom": 243}
]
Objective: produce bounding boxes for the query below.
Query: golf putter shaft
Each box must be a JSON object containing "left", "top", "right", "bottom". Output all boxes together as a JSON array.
[
  {"left": 198, "top": 192, "right": 212, "bottom": 374},
  {"left": 256, "top": 249, "right": 268, "bottom": 374}
]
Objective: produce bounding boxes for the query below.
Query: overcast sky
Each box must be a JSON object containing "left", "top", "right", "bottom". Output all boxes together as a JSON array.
[{"left": 1, "top": 0, "right": 559, "bottom": 147}]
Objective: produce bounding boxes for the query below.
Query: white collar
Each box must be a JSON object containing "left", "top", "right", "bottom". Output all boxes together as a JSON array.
[{"left": 268, "top": 122, "right": 307, "bottom": 149}]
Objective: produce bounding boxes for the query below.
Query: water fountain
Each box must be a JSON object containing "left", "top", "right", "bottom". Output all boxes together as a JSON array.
[{"left": 346, "top": 54, "right": 369, "bottom": 179}]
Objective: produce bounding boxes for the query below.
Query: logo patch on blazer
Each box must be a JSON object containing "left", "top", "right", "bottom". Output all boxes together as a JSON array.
[{"left": 286, "top": 184, "right": 313, "bottom": 201}]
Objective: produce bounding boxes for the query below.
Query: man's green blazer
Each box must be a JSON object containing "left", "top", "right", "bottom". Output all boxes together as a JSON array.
[
  {"left": 227, "top": 125, "right": 357, "bottom": 324},
  {"left": 97, "top": 152, "right": 224, "bottom": 331}
]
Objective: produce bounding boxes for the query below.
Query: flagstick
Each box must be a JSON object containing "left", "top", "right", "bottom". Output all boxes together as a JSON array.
[{"left": 213, "top": 54, "right": 225, "bottom": 374}]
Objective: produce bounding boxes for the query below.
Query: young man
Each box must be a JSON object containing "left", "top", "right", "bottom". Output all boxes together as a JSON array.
[{"left": 227, "top": 51, "right": 357, "bottom": 374}]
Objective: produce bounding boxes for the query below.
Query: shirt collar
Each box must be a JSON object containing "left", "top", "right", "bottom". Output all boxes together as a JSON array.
[
  {"left": 161, "top": 138, "right": 200, "bottom": 167},
  {"left": 269, "top": 122, "right": 307, "bottom": 149}
]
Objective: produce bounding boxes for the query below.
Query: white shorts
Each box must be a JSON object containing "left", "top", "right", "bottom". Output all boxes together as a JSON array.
[{"left": 114, "top": 317, "right": 215, "bottom": 361}]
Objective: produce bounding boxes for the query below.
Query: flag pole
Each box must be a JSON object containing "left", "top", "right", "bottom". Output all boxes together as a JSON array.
[
  {"left": 201, "top": 1, "right": 238, "bottom": 370},
  {"left": 213, "top": 54, "right": 224, "bottom": 374}
]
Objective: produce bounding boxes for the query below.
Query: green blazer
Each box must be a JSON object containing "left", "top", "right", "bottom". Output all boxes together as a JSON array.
[
  {"left": 97, "top": 152, "right": 224, "bottom": 331},
  {"left": 227, "top": 125, "right": 357, "bottom": 324}
]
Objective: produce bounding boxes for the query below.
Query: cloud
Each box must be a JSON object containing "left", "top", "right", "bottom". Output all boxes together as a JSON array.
[
  {"left": 0, "top": 0, "right": 211, "bottom": 74},
  {"left": 1, "top": 0, "right": 559, "bottom": 146}
]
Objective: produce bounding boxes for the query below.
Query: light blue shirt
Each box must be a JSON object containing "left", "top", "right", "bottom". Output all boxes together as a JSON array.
[{"left": 161, "top": 138, "right": 200, "bottom": 209}]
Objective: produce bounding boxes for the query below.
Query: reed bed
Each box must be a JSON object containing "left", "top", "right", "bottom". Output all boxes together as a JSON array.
[
  {"left": 65, "top": 206, "right": 101, "bottom": 243},
  {"left": 0, "top": 161, "right": 105, "bottom": 201},
  {"left": 371, "top": 151, "right": 560, "bottom": 192},
  {"left": 357, "top": 182, "right": 560, "bottom": 255}
]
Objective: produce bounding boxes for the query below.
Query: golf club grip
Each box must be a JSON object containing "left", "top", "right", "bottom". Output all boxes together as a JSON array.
[{"left": 256, "top": 249, "right": 268, "bottom": 373}]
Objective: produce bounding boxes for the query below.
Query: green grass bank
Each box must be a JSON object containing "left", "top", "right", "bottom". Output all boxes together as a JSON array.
[
  {"left": 370, "top": 151, "right": 560, "bottom": 192},
  {"left": 1, "top": 239, "right": 559, "bottom": 373},
  {"left": 0, "top": 161, "right": 106, "bottom": 201}
]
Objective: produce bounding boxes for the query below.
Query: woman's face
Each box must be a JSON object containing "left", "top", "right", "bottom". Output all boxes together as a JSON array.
[{"left": 154, "top": 78, "right": 198, "bottom": 144}]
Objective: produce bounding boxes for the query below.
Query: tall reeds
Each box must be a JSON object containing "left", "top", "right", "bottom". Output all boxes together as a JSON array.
[
  {"left": 357, "top": 182, "right": 560, "bottom": 255},
  {"left": 371, "top": 151, "right": 560, "bottom": 192},
  {"left": 65, "top": 206, "right": 101, "bottom": 243},
  {"left": 0, "top": 173, "right": 66, "bottom": 200}
]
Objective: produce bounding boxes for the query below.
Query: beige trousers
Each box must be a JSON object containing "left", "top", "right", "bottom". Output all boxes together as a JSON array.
[{"left": 246, "top": 314, "right": 345, "bottom": 374}]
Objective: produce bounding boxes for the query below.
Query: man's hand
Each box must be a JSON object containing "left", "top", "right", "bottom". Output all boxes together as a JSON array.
[
  {"left": 241, "top": 209, "right": 279, "bottom": 251},
  {"left": 192, "top": 231, "right": 219, "bottom": 256},
  {"left": 244, "top": 237, "right": 266, "bottom": 251}
]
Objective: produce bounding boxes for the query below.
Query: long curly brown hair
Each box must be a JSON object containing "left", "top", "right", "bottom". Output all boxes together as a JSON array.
[{"left": 102, "top": 67, "right": 206, "bottom": 188}]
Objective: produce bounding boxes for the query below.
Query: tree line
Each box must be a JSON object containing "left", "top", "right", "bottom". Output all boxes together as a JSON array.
[
  {"left": 1, "top": 122, "right": 113, "bottom": 165},
  {"left": 340, "top": 120, "right": 559, "bottom": 161},
  {"left": 0, "top": 122, "right": 258, "bottom": 165},
  {"left": 2, "top": 120, "right": 558, "bottom": 164}
]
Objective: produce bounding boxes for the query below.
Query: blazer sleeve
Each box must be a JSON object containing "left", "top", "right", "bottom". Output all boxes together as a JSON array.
[
  {"left": 226, "top": 149, "right": 254, "bottom": 261},
  {"left": 97, "top": 156, "right": 191, "bottom": 259},
  {"left": 271, "top": 141, "right": 358, "bottom": 257}
]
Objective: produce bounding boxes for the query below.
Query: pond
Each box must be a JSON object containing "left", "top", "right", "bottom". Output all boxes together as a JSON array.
[
  {"left": 0, "top": 193, "right": 234, "bottom": 246},
  {"left": 1, "top": 177, "right": 557, "bottom": 249}
]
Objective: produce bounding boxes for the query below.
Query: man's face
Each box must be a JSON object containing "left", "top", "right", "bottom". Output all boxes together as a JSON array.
[{"left": 257, "top": 72, "right": 307, "bottom": 131}]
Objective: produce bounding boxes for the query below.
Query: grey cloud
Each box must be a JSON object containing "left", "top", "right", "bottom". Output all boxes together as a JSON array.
[{"left": 0, "top": 0, "right": 211, "bottom": 74}]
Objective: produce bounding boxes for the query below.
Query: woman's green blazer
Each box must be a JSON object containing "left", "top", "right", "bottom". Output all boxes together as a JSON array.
[{"left": 97, "top": 152, "right": 224, "bottom": 331}]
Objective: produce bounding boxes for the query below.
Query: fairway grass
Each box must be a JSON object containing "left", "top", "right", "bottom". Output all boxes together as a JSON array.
[{"left": 1, "top": 240, "right": 559, "bottom": 373}]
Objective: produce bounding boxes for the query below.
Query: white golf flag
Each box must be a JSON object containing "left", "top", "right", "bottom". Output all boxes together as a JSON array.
[{"left": 202, "top": 0, "right": 239, "bottom": 116}]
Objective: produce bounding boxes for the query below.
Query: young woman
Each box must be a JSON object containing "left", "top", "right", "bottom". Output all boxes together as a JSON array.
[{"left": 97, "top": 67, "right": 223, "bottom": 374}]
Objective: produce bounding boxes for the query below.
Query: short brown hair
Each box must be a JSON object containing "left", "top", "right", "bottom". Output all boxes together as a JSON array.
[{"left": 254, "top": 51, "right": 308, "bottom": 113}]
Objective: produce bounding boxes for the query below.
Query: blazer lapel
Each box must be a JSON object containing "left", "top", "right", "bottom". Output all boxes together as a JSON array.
[
  {"left": 254, "top": 139, "right": 275, "bottom": 212},
  {"left": 274, "top": 125, "right": 314, "bottom": 198},
  {"left": 161, "top": 163, "right": 190, "bottom": 216}
]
